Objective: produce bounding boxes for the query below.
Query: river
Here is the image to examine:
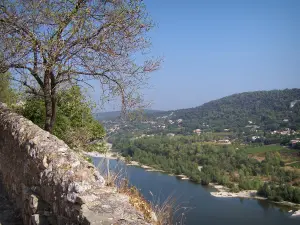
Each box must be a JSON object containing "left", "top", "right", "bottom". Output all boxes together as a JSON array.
[{"left": 93, "top": 157, "right": 300, "bottom": 225}]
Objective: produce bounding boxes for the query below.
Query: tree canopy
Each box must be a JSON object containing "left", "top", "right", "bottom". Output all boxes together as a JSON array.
[{"left": 0, "top": 0, "right": 160, "bottom": 132}]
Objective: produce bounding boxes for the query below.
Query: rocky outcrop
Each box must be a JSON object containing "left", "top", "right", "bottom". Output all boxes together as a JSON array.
[{"left": 0, "top": 103, "right": 152, "bottom": 225}]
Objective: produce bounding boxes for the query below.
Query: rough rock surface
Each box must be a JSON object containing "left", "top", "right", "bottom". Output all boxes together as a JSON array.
[
  {"left": 0, "top": 178, "right": 23, "bottom": 225},
  {"left": 0, "top": 103, "right": 152, "bottom": 225}
]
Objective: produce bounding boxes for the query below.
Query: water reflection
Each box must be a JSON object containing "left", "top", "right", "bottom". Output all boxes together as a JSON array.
[
  {"left": 257, "top": 199, "right": 271, "bottom": 211},
  {"left": 239, "top": 197, "right": 244, "bottom": 204}
]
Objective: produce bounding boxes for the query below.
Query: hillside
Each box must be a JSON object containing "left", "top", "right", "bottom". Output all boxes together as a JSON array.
[
  {"left": 95, "top": 109, "right": 164, "bottom": 121},
  {"left": 102, "top": 89, "right": 300, "bottom": 135},
  {"left": 165, "top": 88, "right": 300, "bottom": 132}
]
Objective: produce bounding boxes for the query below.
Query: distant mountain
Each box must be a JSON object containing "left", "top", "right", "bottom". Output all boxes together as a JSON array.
[
  {"left": 151, "top": 88, "right": 300, "bottom": 132},
  {"left": 95, "top": 109, "right": 164, "bottom": 121},
  {"left": 171, "top": 88, "right": 300, "bottom": 131}
]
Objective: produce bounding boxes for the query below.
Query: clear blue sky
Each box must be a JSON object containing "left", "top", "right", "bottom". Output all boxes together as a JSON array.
[{"left": 93, "top": 0, "right": 300, "bottom": 111}]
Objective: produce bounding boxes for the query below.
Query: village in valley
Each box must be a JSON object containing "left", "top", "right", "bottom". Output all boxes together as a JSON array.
[{"left": 102, "top": 112, "right": 300, "bottom": 150}]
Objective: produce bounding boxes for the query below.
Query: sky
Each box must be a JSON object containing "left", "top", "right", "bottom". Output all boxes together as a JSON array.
[{"left": 92, "top": 0, "right": 300, "bottom": 112}]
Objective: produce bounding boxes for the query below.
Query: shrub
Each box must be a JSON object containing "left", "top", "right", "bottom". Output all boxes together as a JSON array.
[
  {"left": 258, "top": 183, "right": 300, "bottom": 203},
  {"left": 200, "top": 174, "right": 211, "bottom": 185},
  {"left": 22, "top": 86, "right": 105, "bottom": 149},
  {"left": 230, "top": 185, "right": 240, "bottom": 193}
]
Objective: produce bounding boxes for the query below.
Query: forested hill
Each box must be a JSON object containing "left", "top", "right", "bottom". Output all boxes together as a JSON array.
[
  {"left": 159, "top": 89, "right": 300, "bottom": 132},
  {"left": 95, "top": 109, "right": 163, "bottom": 121}
]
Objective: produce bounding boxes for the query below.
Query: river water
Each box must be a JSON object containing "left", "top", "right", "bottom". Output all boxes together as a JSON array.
[{"left": 93, "top": 157, "right": 300, "bottom": 225}]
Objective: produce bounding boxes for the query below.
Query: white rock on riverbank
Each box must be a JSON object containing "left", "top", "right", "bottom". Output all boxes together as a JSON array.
[
  {"left": 209, "top": 184, "right": 266, "bottom": 200},
  {"left": 291, "top": 210, "right": 300, "bottom": 217},
  {"left": 209, "top": 183, "right": 300, "bottom": 212},
  {"left": 84, "top": 151, "right": 118, "bottom": 160},
  {"left": 210, "top": 190, "right": 265, "bottom": 199}
]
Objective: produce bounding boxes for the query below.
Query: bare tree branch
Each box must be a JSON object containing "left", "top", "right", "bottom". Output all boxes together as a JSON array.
[
  {"left": 10, "top": 77, "right": 43, "bottom": 97},
  {"left": 0, "top": 0, "right": 161, "bottom": 132},
  {"left": 9, "top": 63, "right": 44, "bottom": 88}
]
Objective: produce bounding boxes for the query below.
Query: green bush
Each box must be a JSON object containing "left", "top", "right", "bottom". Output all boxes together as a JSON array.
[
  {"left": 230, "top": 185, "right": 240, "bottom": 193},
  {"left": 269, "top": 195, "right": 283, "bottom": 202},
  {"left": 238, "top": 178, "right": 262, "bottom": 190},
  {"left": 22, "top": 86, "right": 105, "bottom": 149},
  {"left": 0, "top": 72, "right": 17, "bottom": 106},
  {"left": 200, "top": 174, "right": 211, "bottom": 185},
  {"left": 258, "top": 183, "right": 300, "bottom": 203}
]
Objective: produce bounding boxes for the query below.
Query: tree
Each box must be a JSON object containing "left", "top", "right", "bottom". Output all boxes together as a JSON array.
[
  {"left": 0, "top": 72, "right": 16, "bottom": 105},
  {"left": 0, "top": 0, "right": 160, "bottom": 132},
  {"left": 22, "top": 86, "right": 105, "bottom": 148}
]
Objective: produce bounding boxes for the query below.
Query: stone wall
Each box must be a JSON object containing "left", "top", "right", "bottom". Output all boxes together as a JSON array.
[{"left": 0, "top": 103, "right": 152, "bottom": 225}]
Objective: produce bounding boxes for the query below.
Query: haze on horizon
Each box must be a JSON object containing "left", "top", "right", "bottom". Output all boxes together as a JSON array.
[{"left": 90, "top": 0, "right": 300, "bottom": 112}]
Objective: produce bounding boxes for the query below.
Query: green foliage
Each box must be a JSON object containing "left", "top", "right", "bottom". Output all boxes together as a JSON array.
[
  {"left": 146, "top": 89, "right": 300, "bottom": 133},
  {"left": 86, "top": 142, "right": 107, "bottom": 153},
  {"left": 229, "top": 185, "right": 240, "bottom": 193},
  {"left": 113, "top": 135, "right": 300, "bottom": 203},
  {"left": 84, "top": 156, "right": 93, "bottom": 163},
  {"left": 0, "top": 72, "right": 17, "bottom": 105},
  {"left": 22, "top": 86, "right": 105, "bottom": 149},
  {"left": 22, "top": 98, "right": 45, "bottom": 127},
  {"left": 244, "top": 145, "right": 284, "bottom": 154},
  {"left": 258, "top": 183, "right": 300, "bottom": 203},
  {"left": 238, "top": 177, "right": 262, "bottom": 190},
  {"left": 294, "top": 142, "right": 300, "bottom": 150},
  {"left": 290, "top": 162, "right": 300, "bottom": 169}
]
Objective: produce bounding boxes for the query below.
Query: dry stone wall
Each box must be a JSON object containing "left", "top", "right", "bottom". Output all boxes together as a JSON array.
[{"left": 0, "top": 103, "right": 151, "bottom": 225}]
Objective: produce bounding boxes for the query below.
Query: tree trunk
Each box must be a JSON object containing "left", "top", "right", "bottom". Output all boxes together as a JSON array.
[
  {"left": 49, "top": 93, "right": 57, "bottom": 132},
  {"left": 50, "top": 71, "right": 57, "bottom": 132},
  {"left": 44, "top": 70, "right": 57, "bottom": 133}
]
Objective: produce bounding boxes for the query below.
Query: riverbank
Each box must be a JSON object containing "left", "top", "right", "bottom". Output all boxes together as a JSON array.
[
  {"left": 126, "top": 161, "right": 189, "bottom": 179},
  {"left": 291, "top": 210, "right": 300, "bottom": 217},
  {"left": 84, "top": 151, "right": 119, "bottom": 159},
  {"left": 84, "top": 151, "right": 189, "bottom": 179},
  {"left": 210, "top": 183, "right": 266, "bottom": 200},
  {"left": 209, "top": 183, "right": 300, "bottom": 212}
]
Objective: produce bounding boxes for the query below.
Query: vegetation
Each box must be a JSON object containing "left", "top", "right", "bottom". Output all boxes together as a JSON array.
[
  {"left": 290, "top": 162, "right": 300, "bottom": 169},
  {"left": 244, "top": 145, "right": 285, "bottom": 154},
  {"left": 0, "top": 0, "right": 160, "bottom": 132},
  {"left": 170, "top": 89, "right": 300, "bottom": 132},
  {"left": 258, "top": 183, "right": 300, "bottom": 203},
  {"left": 22, "top": 86, "right": 105, "bottom": 150},
  {"left": 110, "top": 89, "right": 300, "bottom": 135},
  {"left": 0, "top": 72, "right": 17, "bottom": 105},
  {"left": 113, "top": 135, "right": 300, "bottom": 203}
]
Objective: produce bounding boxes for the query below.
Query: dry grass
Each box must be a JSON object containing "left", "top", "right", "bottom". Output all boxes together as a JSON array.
[
  {"left": 150, "top": 193, "right": 177, "bottom": 225},
  {"left": 149, "top": 192, "right": 192, "bottom": 225},
  {"left": 119, "top": 182, "right": 154, "bottom": 222},
  {"left": 95, "top": 157, "right": 187, "bottom": 224},
  {"left": 95, "top": 157, "right": 128, "bottom": 188},
  {"left": 95, "top": 158, "right": 155, "bottom": 223}
]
